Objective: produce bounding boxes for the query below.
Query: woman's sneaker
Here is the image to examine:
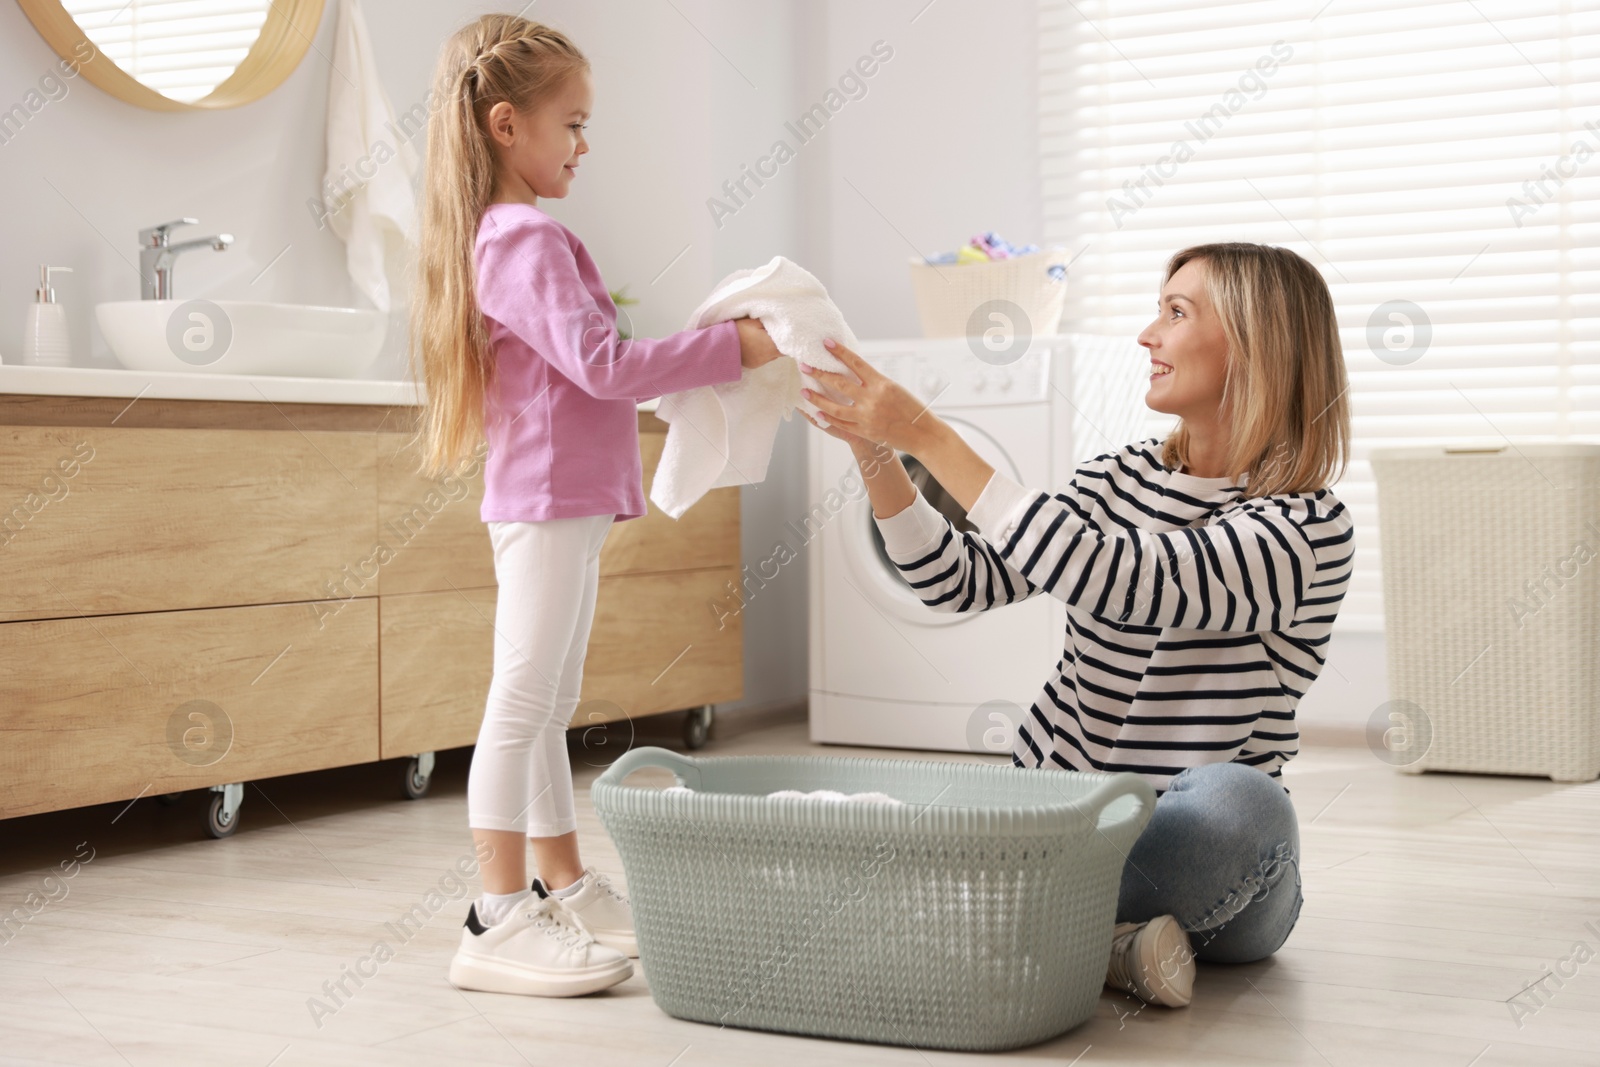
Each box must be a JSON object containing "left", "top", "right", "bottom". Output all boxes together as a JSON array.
[
  {"left": 1105, "top": 914, "right": 1196, "bottom": 1007},
  {"left": 448, "top": 895, "right": 631, "bottom": 997},
  {"left": 535, "top": 867, "right": 637, "bottom": 957}
]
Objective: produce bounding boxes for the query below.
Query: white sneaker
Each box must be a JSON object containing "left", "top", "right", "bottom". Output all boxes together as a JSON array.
[
  {"left": 448, "top": 895, "right": 632, "bottom": 997},
  {"left": 537, "top": 867, "right": 637, "bottom": 957},
  {"left": 1105, "top": 914, "right": 1196, "bottom": 1008}
]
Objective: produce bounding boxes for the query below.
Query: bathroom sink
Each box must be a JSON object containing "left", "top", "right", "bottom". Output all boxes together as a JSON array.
[{"left": 96, "top": 300, "right": 386, "bottom": 378}]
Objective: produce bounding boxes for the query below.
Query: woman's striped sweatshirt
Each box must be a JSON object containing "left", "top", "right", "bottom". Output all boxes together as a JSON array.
[{"left": 874, "top": 438, "right": 1355, "bottom": 794}]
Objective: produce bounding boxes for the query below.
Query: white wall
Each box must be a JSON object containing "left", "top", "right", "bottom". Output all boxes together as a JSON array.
[
  {"left": 1295, "top": 631, "right": 1390, "bottom": 735},
  {"left": 813, "top": 0, "right": 1045, "bottom": 339}
]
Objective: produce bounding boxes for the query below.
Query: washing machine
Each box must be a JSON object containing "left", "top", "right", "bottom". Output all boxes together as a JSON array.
[{"left": 803, "top": 333, "right": 1107, "bottom": 753}]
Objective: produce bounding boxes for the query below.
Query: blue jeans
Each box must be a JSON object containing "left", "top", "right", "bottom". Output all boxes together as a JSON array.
[{"left": 1114, "top": 762, "right": 1303, "bottom": 964}]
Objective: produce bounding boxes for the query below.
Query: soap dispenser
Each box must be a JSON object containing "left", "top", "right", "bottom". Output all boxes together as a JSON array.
[{"left": 22, "top": 265, "right": 74, "bottom": 367}]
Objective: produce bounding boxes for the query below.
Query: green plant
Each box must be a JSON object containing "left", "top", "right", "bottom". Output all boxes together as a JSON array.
[{"left": 610, "top": 286, "right": 638, "bottom": 341}]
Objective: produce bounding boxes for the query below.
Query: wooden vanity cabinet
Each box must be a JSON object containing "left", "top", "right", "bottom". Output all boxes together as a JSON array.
[{"left": 0, "top": 394, "right": 741, "bottom": 824}]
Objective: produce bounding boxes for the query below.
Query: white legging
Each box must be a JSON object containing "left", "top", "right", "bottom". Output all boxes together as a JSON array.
[{"left": 467, "top": 514, "right": 613, "bottom": 837}]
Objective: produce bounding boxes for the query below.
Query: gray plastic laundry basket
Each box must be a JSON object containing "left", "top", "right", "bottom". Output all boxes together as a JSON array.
[{"left": 592, "top": 747, "right": 1155, "bottom": 1052}]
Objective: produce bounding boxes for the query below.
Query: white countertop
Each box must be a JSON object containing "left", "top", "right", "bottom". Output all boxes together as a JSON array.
[
  {"left": 0, "top": 364, "right": 667, "bottom": 411},
  {"left": 0, "top": 364, "right": 420, "bottom": 406}
]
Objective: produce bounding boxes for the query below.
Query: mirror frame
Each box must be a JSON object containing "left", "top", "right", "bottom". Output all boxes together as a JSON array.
[{"left": 17, "top": 0, "right": 325, "bottom": 111}]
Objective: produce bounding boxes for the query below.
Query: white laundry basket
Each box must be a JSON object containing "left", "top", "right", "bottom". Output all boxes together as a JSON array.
[{"left": 1370, "top": 444, "right": 1600, "bottom": 782}]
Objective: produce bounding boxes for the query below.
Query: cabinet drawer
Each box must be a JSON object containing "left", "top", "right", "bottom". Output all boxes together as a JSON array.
[
  {"left": 606, "top": 430, "right": 741, "bottom": 576},
  {"left": 374, "top": 435, "right": 494, "bottom": 596},
  {"left": 0, "top": 599, "right": 378, "bottom": 818},
  {"left": 582, "top": 568, "right": 744, "bottom": 717},
  {"left": 0, "top": 427, "right": 375, "bottom": 622},
  {"left": 377, "top": 567, "right": 743, "bottom": 758},
  {"left": 372, "top": 422, "right": 740, "bottom": 595},
  {"left": 379, "top": 587, "right": 495, "bottom": 758}
]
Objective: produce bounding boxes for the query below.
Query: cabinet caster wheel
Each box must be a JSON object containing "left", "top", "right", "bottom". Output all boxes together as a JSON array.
[
  {"left": 402, "top": 752, "right": 435, "bottom": 800},
  {"left": 205, "top": 782, "right": 244, "bottom": 839},
  {"left": 156, "top": 791, "right": 185, "bottom": 807},
  {"left": 206, "top": 797, "right": 235, "bottom": 838},
  {"left": 682, "top": 705, "right": 714, "bottom": 750}
]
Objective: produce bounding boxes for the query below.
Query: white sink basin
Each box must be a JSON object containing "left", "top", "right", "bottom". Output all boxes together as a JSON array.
[{"left": 96, "top": 300, "right": 386, "bottom": 378}]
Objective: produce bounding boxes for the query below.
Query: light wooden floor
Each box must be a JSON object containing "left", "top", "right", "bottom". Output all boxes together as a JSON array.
[{"left": 2, "top": 707, "right": 1597, "bottom": 1066}]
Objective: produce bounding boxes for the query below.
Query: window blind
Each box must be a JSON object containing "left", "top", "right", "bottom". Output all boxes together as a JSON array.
[
  {"left": 1039, "top": 0, "right": 1599, "bottom": 631},
  {"left": 63, "top": 0, "right": 271, "bottom": 104}
]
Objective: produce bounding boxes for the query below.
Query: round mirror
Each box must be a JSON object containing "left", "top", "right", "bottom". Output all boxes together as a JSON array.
[{"left": 17, "top": 0, "right": 324, "bottom": 111}]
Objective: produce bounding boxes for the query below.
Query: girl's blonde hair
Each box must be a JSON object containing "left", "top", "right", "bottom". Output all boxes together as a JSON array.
[
  {"left": 1159, "top": 242, "right": 1350, "bottom": 497},
  {"left": 406, "top": 15, "right": 588, "bottom": 478}
]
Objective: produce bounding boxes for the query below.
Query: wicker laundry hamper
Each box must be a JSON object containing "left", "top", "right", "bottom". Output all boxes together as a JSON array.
[
  {"left": 907, "top": 249, "right": 1070, "bottom": 338},
  {"left": 592, "top": 747, "right": 1155, "bottom": 1051},
  {"left": 1370, "top": 444, "right": 1600, "bottom": 782}
]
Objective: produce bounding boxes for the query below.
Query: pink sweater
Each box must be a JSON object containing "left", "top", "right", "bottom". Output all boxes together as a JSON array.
[{"left": 473, "top": 202, "right": 742, "bottom": 523}]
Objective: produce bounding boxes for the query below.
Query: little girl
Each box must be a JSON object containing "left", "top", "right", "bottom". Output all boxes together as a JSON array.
[{"left": 407, "top": 14, "right": 781, "bottom": 998}]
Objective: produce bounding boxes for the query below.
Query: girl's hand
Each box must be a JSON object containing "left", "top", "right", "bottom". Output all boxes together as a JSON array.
[
  {"left": 799, "top": 340, "right": 939, "bottom": 455},
  {"left": 735, "top": 318, "right": 783, "bottom": 369}
]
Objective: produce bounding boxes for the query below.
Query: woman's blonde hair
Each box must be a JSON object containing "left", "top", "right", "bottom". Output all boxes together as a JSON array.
[
  {"left": 405, "top": 15, "right": 588, "bottom": 478},
  {"left": 1159, "top": 242, "right": 1350, "bottom": 497}
]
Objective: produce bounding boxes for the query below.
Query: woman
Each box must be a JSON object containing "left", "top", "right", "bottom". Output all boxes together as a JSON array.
[{"left": 798, "top": 242, "right": 1354, "bottom": 1008}]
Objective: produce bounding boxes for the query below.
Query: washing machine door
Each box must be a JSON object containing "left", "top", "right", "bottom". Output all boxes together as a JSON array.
[{"left": 839, "top": 417, "right": 1025, "bottom": 627}]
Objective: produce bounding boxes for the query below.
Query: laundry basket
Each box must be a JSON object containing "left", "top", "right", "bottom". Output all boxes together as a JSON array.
[
  {"left": 907, "top": 249, "right": 1070, "bottom": 338},
  {"left": 1370, "top": 444, "right": 1600, "bottom": 782},
  {"left": 592, "top": 746, "right": 1155, "bottom": 1052}
]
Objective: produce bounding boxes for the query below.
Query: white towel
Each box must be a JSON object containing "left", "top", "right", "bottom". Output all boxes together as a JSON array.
[
  {"left": 766, "top": 789, "right": 904, "bottom": 805},
  {"left": 661, "top": 786, "right": 902, "bottom": 805},
  {"left": 650, "top": 256, "right": 859, "bottom": 520},
  {"left": 323, "top": 0, "right": 418, "bottom": 312}
]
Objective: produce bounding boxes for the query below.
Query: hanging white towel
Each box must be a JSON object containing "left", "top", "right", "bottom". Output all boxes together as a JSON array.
[
  {"left": 322, "top": 0, "right": 418, "bottom": 312},
  {"left": 650, "top": 256, "right": 859, "bottom": 520}
]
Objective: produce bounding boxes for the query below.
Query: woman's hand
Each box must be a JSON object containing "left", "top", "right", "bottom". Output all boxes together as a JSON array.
[
  {"left": 801, "top": 339, "right": 996, "bottom": 514},
  {"left": 797, "top": 406, "right": 867, "bottom": 446},
  {"left": 798, "top": 407, "right": 898, "bottom": 473},
  {"left": 793, "top": 348, "right": 917, "bottom": 519},
  {"left": 793, "top": 357, "right": 878, "bottom": 454},
  {"left": 798, "top": 340, "right": 939, "bottom": 454},
  {"left": 735, "top": 317, "right": 783, "bottom": 369}
]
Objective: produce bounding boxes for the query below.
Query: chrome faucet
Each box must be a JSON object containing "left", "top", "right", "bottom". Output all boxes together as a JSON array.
[{"left": 139, "top": 218, "right": 233, "bottom": 300}]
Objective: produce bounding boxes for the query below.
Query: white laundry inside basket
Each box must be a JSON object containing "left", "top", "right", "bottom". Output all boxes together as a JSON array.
[{"left": 662, "top": 785, "right": 902, "bottom": 805}]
